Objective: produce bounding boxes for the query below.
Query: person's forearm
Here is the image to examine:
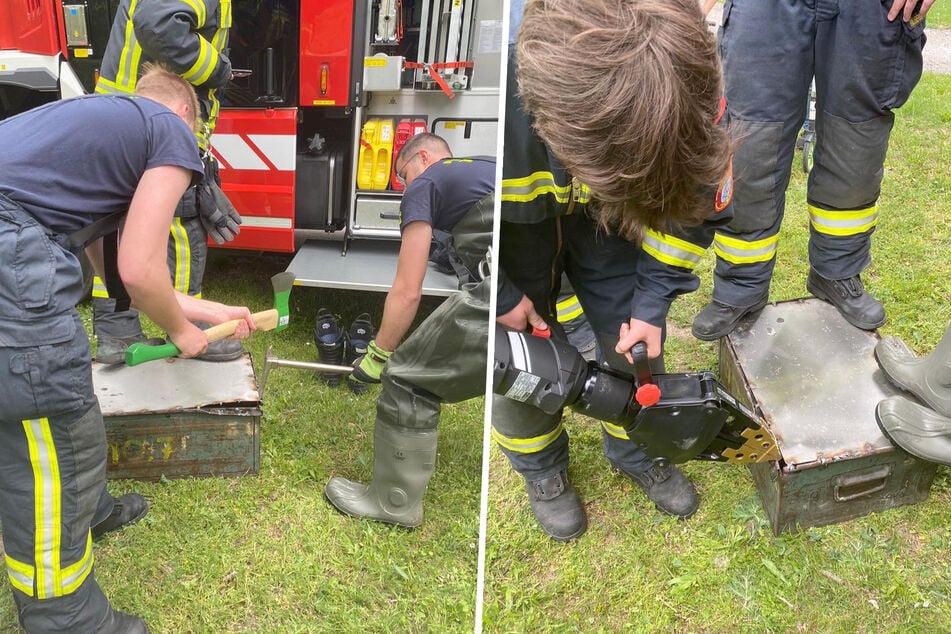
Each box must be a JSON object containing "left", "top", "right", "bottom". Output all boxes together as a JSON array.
[
  {"left": 123, "top": 266, "right": 192, "bottom": 339},
  {"left": 375, "top": 286, "right": 422, "bottom": 351}
]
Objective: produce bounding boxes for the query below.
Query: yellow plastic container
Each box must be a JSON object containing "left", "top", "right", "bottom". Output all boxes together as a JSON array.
[{"left": 357, "top": 118, "right": 394, "bottom": 190}]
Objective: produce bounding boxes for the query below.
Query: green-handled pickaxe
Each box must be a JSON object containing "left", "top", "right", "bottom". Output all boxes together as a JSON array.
[{"left": 125, "top": 271, "right": 296, "bottom": 366}]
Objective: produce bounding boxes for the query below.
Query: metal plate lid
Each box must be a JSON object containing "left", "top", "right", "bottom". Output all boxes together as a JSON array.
[
  {"left": 93, "top": 354, "right": 260, "bottom": 416},
  {"left": 726, "top": 298, "right": 902, "bottom": 470}
]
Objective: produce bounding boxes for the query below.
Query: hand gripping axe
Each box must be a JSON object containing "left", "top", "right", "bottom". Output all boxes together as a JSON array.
[{"left": 125, "top": 271, "right": 296, "bottom": 366}]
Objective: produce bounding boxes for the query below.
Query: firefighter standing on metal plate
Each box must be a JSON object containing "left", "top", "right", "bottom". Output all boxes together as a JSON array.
[{"left": 692, "top": 0, "right": 933, "bottom": 340}]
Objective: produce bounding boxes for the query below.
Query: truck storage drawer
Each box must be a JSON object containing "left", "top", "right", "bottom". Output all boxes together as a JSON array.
[
  {"left": 352, "top": 195, "right": 402, "bottom": 234},
  {"left": 93, "top": 355, "right": 262, "bottom": 481},
  {"left": 718, "top": 298, "right": 938, "bottom": 535}
]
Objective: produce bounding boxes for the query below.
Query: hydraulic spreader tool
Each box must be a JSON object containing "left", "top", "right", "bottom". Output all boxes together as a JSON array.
[{"left": 493, "top": 326, "right": 781, "bottom": 465}]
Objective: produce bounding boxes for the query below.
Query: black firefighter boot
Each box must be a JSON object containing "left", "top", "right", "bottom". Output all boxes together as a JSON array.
[
  {"left": 875, "top": 322, "right": 951, "bottom": 418},
  {"left": 324, "top": 422, "right": 437, "bottom": 528},
  {"left": 612, "top": 462, "right": 700, "bottom": 520},
  {"left": 525, "top": 469, "right": 587, "bottom": 541},
  {"left": 314, "top": 308, "right": 346, "bottom": 387},
  {"left": 876, "top": 395, "right": 951, "bottom": 466}
]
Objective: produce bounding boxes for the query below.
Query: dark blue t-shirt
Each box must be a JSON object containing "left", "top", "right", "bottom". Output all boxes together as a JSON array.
[
  {"left": 399, "top": 158, "right": 496, "bottom": 232},
  {"left": 0, "top": 94, "right": 203, "bottom": 233}
]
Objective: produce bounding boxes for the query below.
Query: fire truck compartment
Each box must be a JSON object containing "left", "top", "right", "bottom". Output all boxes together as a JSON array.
[{"left": 289, "top": 238, "right": 459, "bottom": 296}]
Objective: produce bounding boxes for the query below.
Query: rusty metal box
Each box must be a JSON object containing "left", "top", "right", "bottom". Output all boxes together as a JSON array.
[
  {"left": 92, "top": 355, "right": 262, "bottom": 481},
  {"left": 719, "top": 298, "right": 938, "bottom": 535}
]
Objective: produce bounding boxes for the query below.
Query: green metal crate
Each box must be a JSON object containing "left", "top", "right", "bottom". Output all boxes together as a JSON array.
[
  {"left": 93, "top": 354, "right": 262, "bottom": 481},
  {"left": 719, "top": 298, "right": 938, "bottom": 535}
]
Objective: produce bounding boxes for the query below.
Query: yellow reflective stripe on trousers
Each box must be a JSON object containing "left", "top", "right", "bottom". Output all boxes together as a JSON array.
[
  {"left": 170, "top": 218, "right": 192, "bottom": 294},
  {"left": 600, "top": 420, "right": 630, "bottom": 440},
  {"left": 490, "top": 423, "right": 565, "bottom": 454},
  {"left": 19, "top": 419, "right": 93, "bottom": 598},
  {"left": 5, "top": 553, "right": 33, "bottom": 595},
  {"left": 92, "top": 276, "right": 109, "bottom": 299},
  {"left": 712, "top": 232, "right": 779, "bottom": 265},
  {"left": 556, "top": 295, "right": 583, "bottom": 323},
  {"left": 182, "top": 37, "right": 218, "bottom": 85},
  {"left": 60, "top": 534, "right": 94, "bottom": 595},
  {"left": 809, "top": 204, "right": 878, "bottom": 236},
  {"left": 641, "top": 229, "right": 705, "bottom": 270},
  {"left": 24, "top": 418, "right": 62, "bottom": 598},
  {"left": 501, "top": 172, "right": 591, "bottom": 204}
]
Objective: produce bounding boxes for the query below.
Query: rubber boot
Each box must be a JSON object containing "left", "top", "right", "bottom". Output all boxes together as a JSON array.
[
  {"left": 876, "top": 394, "right": 951, "bottom": 466},
  {"left": 313, "top": 308, "right": 346, "bottom": 387},
  {"left": 324, "top": 422, "right": 437, "bottom": 528},
  {"left": 875, "top": 323, "right": 951, "bottom": 417},
  {"left": 345, "top": 313, "right": 375, "bottom": 395}
]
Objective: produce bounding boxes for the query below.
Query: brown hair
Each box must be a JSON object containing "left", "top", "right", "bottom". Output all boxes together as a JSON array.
[
  {"left": 134, "top": 63, "right": 201, "bottom": 132},
  {"left": 516, "top": 0, "right": 732, "bottom": 239}
]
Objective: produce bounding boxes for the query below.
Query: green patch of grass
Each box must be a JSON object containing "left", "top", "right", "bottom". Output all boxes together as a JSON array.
[{"left": 484, "top": 74, "right": 951, "bottom": 632}]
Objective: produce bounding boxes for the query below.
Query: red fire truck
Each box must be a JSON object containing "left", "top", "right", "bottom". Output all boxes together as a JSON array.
[{"left": 0, "top": 0, "right": 502, "bottom": 295}]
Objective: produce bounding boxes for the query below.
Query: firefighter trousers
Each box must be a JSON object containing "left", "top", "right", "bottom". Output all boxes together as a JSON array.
[
  {"left": 492, "top": 214, "right": 664, "bottom": 481},
  {"left": 0, "top": 205, "right": 119, "bottom": 631},
  {"left": 376, "top": 276, "right": 490, "bottom": 433},
  {"left": 711, "top": 0, "right": 925, "bottom": 307}
]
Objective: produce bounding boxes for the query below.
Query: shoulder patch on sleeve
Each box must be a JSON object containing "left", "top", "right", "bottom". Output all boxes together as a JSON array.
[{"left": 715, "top": 158, "right": 733, "bottom": 213}]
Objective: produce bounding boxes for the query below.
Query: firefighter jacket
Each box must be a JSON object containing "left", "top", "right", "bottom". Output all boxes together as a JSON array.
[
  {"left": 96, "top": 0, "right": 232, "bottom": 148},
  {"left": 498, "top": 57, "right": 734, "bottom": 328}
]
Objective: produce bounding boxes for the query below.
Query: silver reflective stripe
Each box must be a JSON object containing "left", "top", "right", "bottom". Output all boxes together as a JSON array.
[
  {"left": 809, "top": 204, "right": 879, "bottom": 236},
  {"left": 713, "top": 232, "right": 779, "bottom": 265},
  {"left": 642, "top": 229, "right": 704, "bottom": 270}
]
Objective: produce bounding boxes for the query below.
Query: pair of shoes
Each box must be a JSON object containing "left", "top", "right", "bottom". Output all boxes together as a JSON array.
[
  {"left": 91, "top": 493, "right": 149, "bottom": 541},
  {"left": 314, "top": 309, "right": 346, "bottom": 387},
  {"left": 96, "top": 334, "right": 167, "bottom": 365},
  {"left": 612, "top": 462, "right": 699, "bottom": 519},
  {"left": 525, "top": 470, "right": 587, "bottom": 541},
  {"left": 691, "top": 299, "right": 768, "bottom": 341},
  {"left": 314, "top": 310, "right": 375, "bottom": 393},
  {"left": 806, "top": 269, "right": 886, "bottom": 330},
  {"left": 192, "top": 321, "right": 245, "bottom": 362}
]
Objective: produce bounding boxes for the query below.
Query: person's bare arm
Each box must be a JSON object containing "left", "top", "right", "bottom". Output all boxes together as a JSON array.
[
  {"left": 374, "top": 221, "right": 432, "bottom": 351},
  {"left": 117, "top": 165, "right": 207, "bottom": 357}
]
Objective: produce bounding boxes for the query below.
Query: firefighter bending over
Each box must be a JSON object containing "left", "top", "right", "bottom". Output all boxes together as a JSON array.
[
  {"left": 0, "top": 65, "right": 254, "bottom": 633},
  {"left": 493, "top": 0, "right": 734, "bottom": 541},
  {"left": 324, "top": 133, "right": 494, "bottom": 528}
]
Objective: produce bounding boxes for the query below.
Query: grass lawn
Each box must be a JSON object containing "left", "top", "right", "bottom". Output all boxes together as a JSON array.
[{"left": 483, "top": 72, "right": 951, "bottom": 631}]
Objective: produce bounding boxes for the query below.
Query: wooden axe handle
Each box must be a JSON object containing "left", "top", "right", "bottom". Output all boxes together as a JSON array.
[
  {"left": 125, "top": 309, "right": 278, "bottom": 366},
  {"left": 203, "top": 309, "right": 278, "bottom": 342}
]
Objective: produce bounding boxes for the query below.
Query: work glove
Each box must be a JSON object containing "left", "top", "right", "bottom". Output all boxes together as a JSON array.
[
  {"left": 198, "top": 179, "right": 242, "bottom": 244},
  {"left": 349, "top": 340, "right": 392, "bottom": 387}
]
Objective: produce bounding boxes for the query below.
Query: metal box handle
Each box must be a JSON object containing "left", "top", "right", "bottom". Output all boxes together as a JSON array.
[{"left": 833, "top": 465, "right": 892, "bottom": 502}]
